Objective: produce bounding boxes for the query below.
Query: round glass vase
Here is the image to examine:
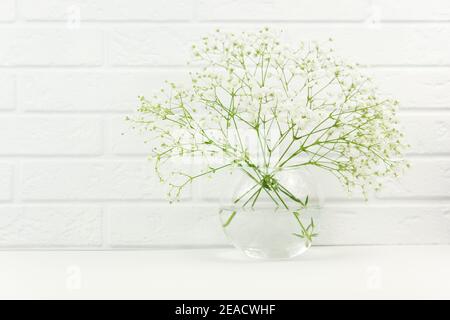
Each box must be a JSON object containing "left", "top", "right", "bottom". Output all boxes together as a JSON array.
[{"left": 219, "top": 168, "right": 322, "bottom": 260}]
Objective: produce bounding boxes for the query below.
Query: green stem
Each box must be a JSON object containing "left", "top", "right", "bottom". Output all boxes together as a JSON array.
[{"left": 222, "top": 211, "right": 237, "bottom": 228}]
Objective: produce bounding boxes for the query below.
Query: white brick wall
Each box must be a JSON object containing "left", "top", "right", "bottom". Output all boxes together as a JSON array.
[
  {"left": 0, "top": 74, "right": 15, "bottom": 110},
  {"left": 0, "top": 28, "right": 103, "bottom": 66},
  {"left": 20, "top": 160, "right": 178, "bottom": 201},
  {"left": 0, "top": 116, "right": 103, "bottom": 155},
  {"left": 18, "top": 71, "right": 189, "bottom": 112},
  {"left": 19, "top": 0, "right": 193, "bottom": 21},
  {"left": 0, "top": 1, "right": 15, "bottom": 22},
  {"left": 0, "top": 164, "right": 13, "bottom": 201},
  {"left": 0, "top": 206, "right": 102, "bottom": 247},
  {"left": 0, "top": 0, "right": 449, "bottom": 248}
]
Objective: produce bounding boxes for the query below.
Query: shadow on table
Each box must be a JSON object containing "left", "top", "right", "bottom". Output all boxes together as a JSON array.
[{"left": 203, "top": 246, "right": 356, "bottom": 264}]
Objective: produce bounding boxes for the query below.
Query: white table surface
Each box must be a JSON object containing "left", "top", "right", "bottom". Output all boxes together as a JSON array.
[{"left": 0, "top": 245, "right": 449, "bottom": 300}]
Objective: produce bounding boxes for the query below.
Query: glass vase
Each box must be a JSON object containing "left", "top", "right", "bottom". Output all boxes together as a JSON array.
[{"left": 219, "top": 167, "right": 322, "bottom": 260}]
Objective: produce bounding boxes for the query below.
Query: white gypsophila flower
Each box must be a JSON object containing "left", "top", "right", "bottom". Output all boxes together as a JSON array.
[{"left": 128, "top": 27, "right": 409, "bottom": 201}]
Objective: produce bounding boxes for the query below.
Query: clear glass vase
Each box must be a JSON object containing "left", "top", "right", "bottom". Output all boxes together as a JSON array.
[{"left": 219, "top": 167, "right": 322, "bottom": 260}]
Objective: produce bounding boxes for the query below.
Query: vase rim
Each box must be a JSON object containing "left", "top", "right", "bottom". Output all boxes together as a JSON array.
[{"left": 220, "top": 203, "right": 322, "bottom": 211}]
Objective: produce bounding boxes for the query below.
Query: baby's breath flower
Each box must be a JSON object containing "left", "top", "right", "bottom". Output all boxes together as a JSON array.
[{"left": 128, "top": 28, "right": 408, "bottom": 203}]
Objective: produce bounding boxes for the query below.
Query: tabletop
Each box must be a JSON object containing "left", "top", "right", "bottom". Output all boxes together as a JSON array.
[{"left": 0, "top": 245, "right": 449, "bottom": 299}]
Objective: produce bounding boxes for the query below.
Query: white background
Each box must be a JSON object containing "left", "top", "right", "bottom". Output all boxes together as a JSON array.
[{"left": 0, "top": 0, "right": 450, "bottom": 249}]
